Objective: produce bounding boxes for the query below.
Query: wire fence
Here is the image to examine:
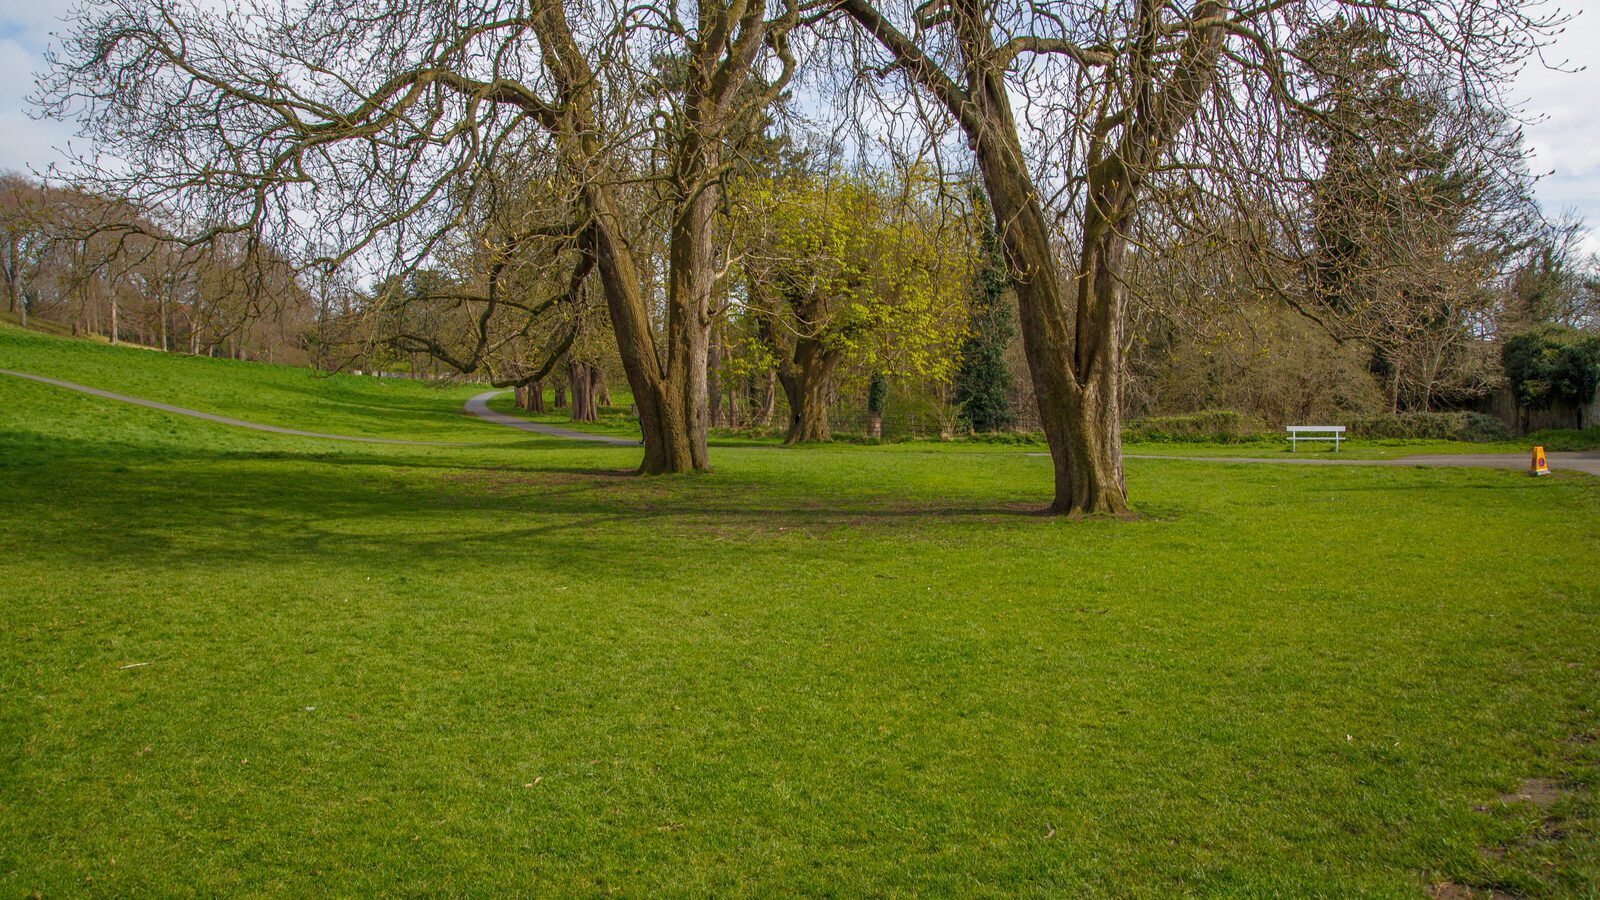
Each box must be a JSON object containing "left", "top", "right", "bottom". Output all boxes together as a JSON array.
[
  {"left": 352, "top": 370, "right": 492, "bottom": 384},
  {"left": 706, "top": 401, "right": 1045, "bottom": 441}
]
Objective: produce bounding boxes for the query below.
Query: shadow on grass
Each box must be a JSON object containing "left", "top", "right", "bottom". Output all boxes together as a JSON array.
[{"left": 0, "top": 431, "right": 1073, "bottom": 578}]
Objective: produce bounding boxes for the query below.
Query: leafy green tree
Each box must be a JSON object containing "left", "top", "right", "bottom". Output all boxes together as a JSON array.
[{"left": 739, "top": 169, "right": 973, "bottom": 443}]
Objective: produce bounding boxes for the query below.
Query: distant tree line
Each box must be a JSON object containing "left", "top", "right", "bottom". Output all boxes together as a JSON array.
[{"left": 0, "top": 174, "right": 322, "bottom": 362}]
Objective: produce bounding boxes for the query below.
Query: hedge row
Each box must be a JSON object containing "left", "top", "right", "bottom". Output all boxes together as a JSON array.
[
  {"left": 1122, "top": 410, "right": 1268, "bottom": 444},
  {"left": 1117, "top": 409, "right": 1512, "bottom": 443},
  {"left": 1346, "top": 412, "right": 1509, "bottom": 443}
]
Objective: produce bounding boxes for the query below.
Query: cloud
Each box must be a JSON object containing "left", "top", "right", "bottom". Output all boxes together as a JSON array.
[
  {"left": 1514, "top": 8, "right": 1600, "bottom": 251},
  {"left": 0, "top": 35, "right": 75, "bottom": 177},
  {"left": 3, "top": 4, "right": 1597, "bottom": 251},
  {"left": 1, "top": 0, "right": 77, "bottom": 46}
]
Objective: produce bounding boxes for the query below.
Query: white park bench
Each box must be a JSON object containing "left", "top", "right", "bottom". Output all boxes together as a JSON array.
[{"left": 1285, "top": 425, "right": 1345, "bottom": 452}]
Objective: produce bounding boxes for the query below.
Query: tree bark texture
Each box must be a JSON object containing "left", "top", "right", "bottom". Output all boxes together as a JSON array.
[
  {"left": 568, "top": 359, "right": 599, "bottom": 422},
  {"left": 757, "top": 301, "right": 842, "bottom": 444},
  {"left": 841, "top": 0, "right": 1223, "bottom": 512}
]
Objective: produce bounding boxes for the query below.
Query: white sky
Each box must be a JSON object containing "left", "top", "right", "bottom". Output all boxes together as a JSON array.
[{"left": 1, "top": 0, "right": 1597, "bottom": 253}]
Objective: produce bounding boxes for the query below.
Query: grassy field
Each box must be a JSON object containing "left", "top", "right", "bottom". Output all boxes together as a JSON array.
[
  {"left": 479, "top": 379, "right": 1588, "bottom": 461},
  {"left": 0, "top": 326, "right": 492, "bottom": 442},
  {"left": 486, "top": 391, "right": 647, "bottom": 441},
  {"left": 1, "top": 326, "right": 1597, "bottom": 896}
]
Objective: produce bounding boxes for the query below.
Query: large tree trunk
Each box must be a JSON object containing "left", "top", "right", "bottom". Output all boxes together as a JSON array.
[
  {"left": 515, "top": 380, "right": 545, "bottom": 412},
  {"left": 569, "top": 360, "right": 599, "bottom": 422},
  {"left": 779, "top": 372, "right": 831, "bottom": 442},
  {"left": 753, "top": 283, "right": 843, "bottom": 444},
  {"left": 707, "top": 339, "right": 723, "bottom": 428},
  {"left": 967, "top": 120, "right": 1130, "bottom": 514},
  {"left": 585, "top": 204, "right": 703, "bottom": 474},
  {"left": 662, "top": 162, "right": 717, "bottom": 469},
  {"left": 776, "top": 341, "right": 842, "bottom": 444}
]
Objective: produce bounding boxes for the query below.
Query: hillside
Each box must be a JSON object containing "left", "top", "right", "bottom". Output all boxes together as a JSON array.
[{"left": 0, "top": 324, "right": 499, "bottom": 443}]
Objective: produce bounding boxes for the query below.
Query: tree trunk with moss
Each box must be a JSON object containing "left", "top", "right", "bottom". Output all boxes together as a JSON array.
[{"left": 757, "top": 299, "right": 842, "bottom": 444}]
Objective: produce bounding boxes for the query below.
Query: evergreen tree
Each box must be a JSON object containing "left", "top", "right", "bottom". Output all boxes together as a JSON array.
[
  {"left": 953, "top": 194, "right": 1014, "bottom": 433},
  {"left": 1503, "top": 326, "right": 1600, "bottom": 428},
  {"left": 1299, "top": 17, "right": 1526, "bottom": 411}
]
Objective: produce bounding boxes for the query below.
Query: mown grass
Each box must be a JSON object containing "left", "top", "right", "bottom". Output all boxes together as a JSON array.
[
  {"left": 0, "top": 324, "right": 495, "bottom": 442},
  {"left": 488, "top": 397, "right": 1564, "bottom": 461},
  {"left": 1, "top": 329, "right": 1597, "bottom": 895},
  {"left": 486, "top": 391, "right": 646, "bottom": 440}
]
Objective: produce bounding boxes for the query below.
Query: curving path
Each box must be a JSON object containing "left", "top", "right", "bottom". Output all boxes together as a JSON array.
[
  {"left": 463, "top": 390, "right": 641, "bottom": 446},
  {"left": 1121, "top": 451, "right": 1600, "bottom": 477},
  {"left": 0, "top": 369, "right": 461, "bottom": 446},
  {"left": 5, "top": 368, "right": 1589, "bottom": 469}
]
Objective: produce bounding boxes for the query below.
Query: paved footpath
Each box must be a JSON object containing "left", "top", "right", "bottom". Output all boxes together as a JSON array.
[
  {"left": 463, "top": 391, "right": 641, "bottom": 445},
  {"left": 0, "top": 369, "right": 458, "bottom": 445},
  {"left": 1122, "top": 451, "right": 1600, "bottom": 476},
  {"left": 4, "top": 369, "right": 1589, "bottom": 468}
]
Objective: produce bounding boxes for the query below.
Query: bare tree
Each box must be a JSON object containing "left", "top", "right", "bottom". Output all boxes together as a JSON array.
[
  {"left": 0, "top": 175, "right": 49, "bottom": 327},
  {"left": 829, "top": 0, "right": 1559, "bottom": 512},
  {"left": 40, "top": 0, "right": 797, "bottom": 473}
]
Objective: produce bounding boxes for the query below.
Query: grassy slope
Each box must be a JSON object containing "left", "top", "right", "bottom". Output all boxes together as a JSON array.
[
  {"left": 0, "top": 331, "right": 1597, "bottom": 895},
  {"left": 0, "top": 324, "right": 497, "bottom": 442}
]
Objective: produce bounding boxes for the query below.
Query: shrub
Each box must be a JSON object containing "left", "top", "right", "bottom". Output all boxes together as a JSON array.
[
  {"left": 1458, "top": 412, "right": 1512, "bottom": 443},
  {"left": 1349, "top": 412, "right": 1463, "bottom": 441},
  {"left": 1348, "top": 411, "right": 1510, "bottom": 443},
  {"left": 1122, "top": 410, "right": 1267, "bottom": 443}
]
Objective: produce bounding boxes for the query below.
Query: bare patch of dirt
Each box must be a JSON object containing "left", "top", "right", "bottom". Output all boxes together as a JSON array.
[
  {"left": 1428, "top": 883, "right": 1518, "bottom": 900},
  {"left": 1495, "top": 778, "right": 1567, "bottom": 808},
  {"left": 1465, "top": 774, "right": 1586, "bottom": 892}
]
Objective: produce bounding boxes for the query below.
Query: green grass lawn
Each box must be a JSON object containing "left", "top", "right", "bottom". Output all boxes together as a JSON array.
[
  {"left": 0, "top": 324, "right": 496, "bottom": 443},
  {"left": 486, "top": 391, "right": 647, "bottom": 440},
  {"left": 2, "top": 328, "right": 1597, "bottom": 895}
]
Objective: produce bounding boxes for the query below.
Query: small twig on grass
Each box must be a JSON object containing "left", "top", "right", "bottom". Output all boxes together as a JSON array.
[{"left": 118, "top": 662, "right": 151, "bottom": 669}]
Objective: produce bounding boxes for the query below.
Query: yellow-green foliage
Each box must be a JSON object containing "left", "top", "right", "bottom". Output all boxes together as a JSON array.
[{"left": 737, "top": 169, "right": 975, "bottom": 381}]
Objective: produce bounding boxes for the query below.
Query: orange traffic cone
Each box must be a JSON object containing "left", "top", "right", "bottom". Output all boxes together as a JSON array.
[{"left": 1530, "top": 446, "right": 1550, "bottom": 477}]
